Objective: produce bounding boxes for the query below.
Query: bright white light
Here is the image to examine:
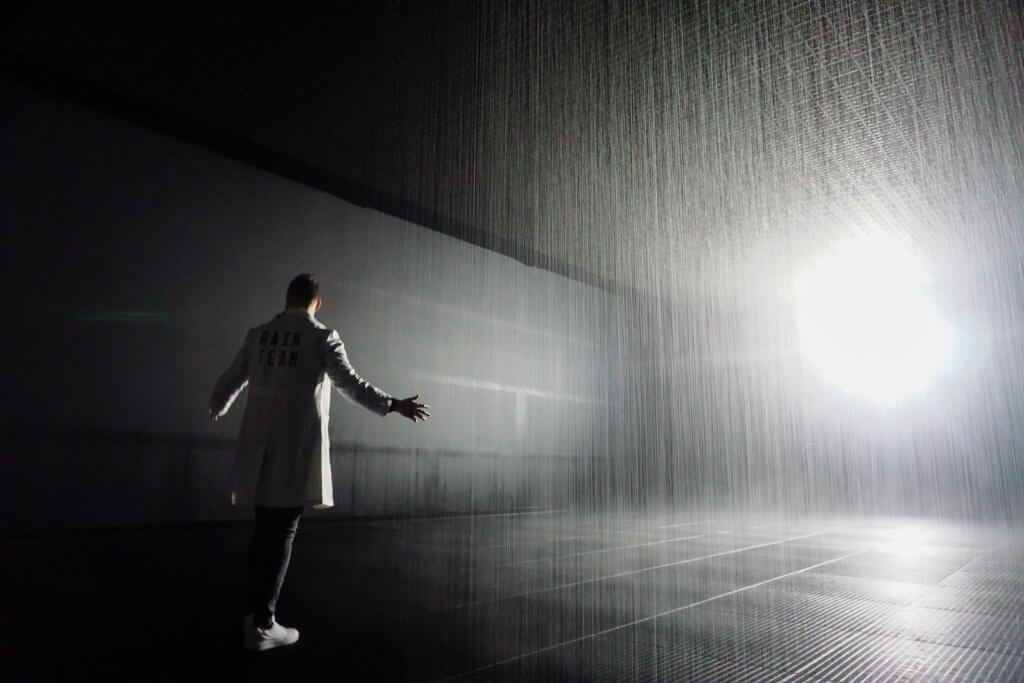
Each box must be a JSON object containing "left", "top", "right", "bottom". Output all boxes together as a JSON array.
[
  {"left": 880, "top": 525, "right": 933, "bottom": 557},
  {"left": 795, "top": 233, "right": 954, "bottom": 403}
]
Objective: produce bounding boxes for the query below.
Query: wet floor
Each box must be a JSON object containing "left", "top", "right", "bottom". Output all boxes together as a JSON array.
[{"left": 4, "top": 511, "right": 1023, "bottom": 681}]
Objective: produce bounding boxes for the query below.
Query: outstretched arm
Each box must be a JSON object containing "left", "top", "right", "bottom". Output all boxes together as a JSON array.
[
  {"left": 210, "top": 331, "right": 252, "bottom": 421},
  {"left": 321, "top": 330, "right": 394, "bottom": 415}
]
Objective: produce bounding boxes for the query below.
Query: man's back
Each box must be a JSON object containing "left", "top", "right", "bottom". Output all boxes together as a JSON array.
[
  {"left": 247, "top": 312, "right": 326, "bottom": 392},
  {"left": 212, "top": 309, "right": 392, "bottom": 508},
  {"left": 236, "top": 312, "right": 335, "bottom": 507}
]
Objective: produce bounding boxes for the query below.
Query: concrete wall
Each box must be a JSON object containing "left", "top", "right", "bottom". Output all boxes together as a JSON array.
[{"left": 0, "top": 79, "right": 619, "bottom": 530}]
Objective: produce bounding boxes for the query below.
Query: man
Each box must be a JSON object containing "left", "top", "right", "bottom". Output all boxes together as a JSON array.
[{"left": 210, "top": 273, "right": 430, "bottom": 652}]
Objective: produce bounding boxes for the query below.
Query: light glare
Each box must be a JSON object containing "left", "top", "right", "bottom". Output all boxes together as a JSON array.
[{"left": 795, "top": 234, "right": 954, "bottom": 402}]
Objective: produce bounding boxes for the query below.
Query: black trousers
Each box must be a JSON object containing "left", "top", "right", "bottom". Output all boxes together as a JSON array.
[{"left": 246, "top": 506, "right": 304, "bottom": 628}]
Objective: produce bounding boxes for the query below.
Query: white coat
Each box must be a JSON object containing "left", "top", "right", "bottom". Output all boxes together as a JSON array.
[{"left": 210, "top": 309, "right": 393, "bottom": 508}]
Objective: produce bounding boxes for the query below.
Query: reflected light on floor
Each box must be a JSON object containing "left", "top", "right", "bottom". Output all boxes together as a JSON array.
[{"left": 881, "top": 524, "right": 934, "bottom": 557}]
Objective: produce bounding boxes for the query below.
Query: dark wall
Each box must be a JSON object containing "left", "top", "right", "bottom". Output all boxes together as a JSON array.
[{"left": 0, "top": 79, "right": 622, "bottom": 530}]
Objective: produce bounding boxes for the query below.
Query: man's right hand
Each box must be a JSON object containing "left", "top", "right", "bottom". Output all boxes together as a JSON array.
[{"left": 390, "top": 394, "right": 431, "bottom": 422}]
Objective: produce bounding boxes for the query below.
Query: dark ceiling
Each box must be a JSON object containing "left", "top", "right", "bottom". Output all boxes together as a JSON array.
[{"left": 3, "top": 1, "right": 1022, "bottom": 297}]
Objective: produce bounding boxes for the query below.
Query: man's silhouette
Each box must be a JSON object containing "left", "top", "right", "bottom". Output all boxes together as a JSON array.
[{"left": 210, "top": 273, "right": 429, "bottom": 651}]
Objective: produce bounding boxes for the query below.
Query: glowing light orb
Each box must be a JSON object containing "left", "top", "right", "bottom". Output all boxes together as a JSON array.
[{"left": 794, "top": 233, "right": 954, "bottom": 403}]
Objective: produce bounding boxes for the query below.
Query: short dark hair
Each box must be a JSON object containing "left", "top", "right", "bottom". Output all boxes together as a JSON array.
[{"left": 286, "top": 273, "right": 320, "bottom": 308}]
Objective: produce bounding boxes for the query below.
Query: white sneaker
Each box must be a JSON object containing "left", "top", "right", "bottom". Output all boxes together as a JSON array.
[{"left": 243, "top": 614, "right": 300, "bottom": 652}]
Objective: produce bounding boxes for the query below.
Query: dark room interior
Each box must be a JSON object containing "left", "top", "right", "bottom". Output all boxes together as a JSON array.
[{"left": 2, "top": 1, "right": 1023, "bottom": 680}]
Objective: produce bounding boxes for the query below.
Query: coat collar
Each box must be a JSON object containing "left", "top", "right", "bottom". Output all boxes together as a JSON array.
[{"left": 280, "top": 308, "right": 315, "bottom": 321}]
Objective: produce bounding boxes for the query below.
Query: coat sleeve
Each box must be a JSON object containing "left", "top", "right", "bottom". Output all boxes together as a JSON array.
[
  {"left": 320, "top": 329, "right": 393, "bottom": 416},
  {"left": 210, "top": 330, "right": 252, "bottom": 417}
]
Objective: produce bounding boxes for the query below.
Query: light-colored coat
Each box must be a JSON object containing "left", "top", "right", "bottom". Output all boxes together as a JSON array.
[{"left": 210, "top": 309, "right": 392, "bottom": 508}]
